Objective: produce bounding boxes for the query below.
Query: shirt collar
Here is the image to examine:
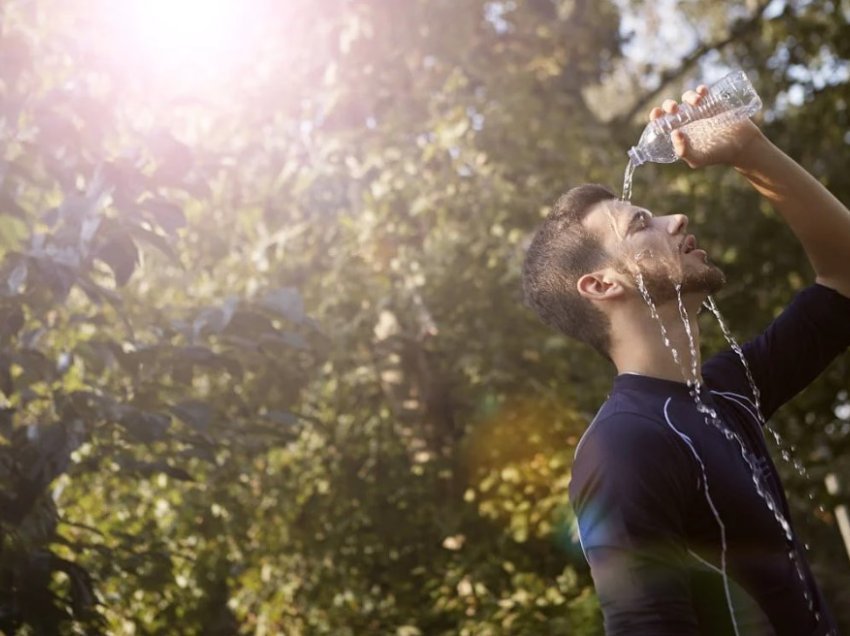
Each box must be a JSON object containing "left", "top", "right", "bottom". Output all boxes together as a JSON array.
[{"left": 613, "top": 372, "right": 708, "bottom": 401}]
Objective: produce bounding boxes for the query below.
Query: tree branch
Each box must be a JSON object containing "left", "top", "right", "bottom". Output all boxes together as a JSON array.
[{"left": 613, "top": 0, "right": 774, "bottom": 128}]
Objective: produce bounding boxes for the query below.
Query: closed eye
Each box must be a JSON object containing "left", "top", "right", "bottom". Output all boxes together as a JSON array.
[{"left": 628, "top": 210, "right": 651, "bottom": 234}]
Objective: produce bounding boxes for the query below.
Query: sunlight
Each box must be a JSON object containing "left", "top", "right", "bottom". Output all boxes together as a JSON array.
[{"left": 111, "top": 0, "right": 261, "bottom": 82}]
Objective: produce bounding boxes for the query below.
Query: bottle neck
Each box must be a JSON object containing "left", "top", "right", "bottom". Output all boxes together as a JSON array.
[{"left": 627, "top": 146, "right": 647, "bottom": 167}]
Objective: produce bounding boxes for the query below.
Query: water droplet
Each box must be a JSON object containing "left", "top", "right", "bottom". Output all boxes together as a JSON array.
[{"left": 639, "top": 276, "right": 815, "bottom": 625}]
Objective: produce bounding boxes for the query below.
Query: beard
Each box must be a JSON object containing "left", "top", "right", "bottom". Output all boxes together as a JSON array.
[{"left": 621, "top": 256, "right": 726, "bottom": 305}]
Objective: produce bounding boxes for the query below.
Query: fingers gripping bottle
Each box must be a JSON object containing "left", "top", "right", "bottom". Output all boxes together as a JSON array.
[{"left": 627, "top": 70, "right": 762, "bottom": 167}]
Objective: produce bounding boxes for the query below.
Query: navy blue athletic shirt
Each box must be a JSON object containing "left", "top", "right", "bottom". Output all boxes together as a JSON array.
[{"left": 570, "top": 284, "right": 850, "bottom": 635}]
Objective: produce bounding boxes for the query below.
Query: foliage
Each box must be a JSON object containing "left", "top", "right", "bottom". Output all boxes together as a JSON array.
[{"left": 0, "top": 0, "right": 847, "bottom": 633}]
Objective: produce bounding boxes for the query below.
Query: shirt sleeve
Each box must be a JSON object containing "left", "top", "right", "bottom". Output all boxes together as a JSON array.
[
  {"left": 569, "top": 412, "right": 701, "bottom": 635},
  {"left": 703, "top": 283, "right": 850, "bottom": 420}
]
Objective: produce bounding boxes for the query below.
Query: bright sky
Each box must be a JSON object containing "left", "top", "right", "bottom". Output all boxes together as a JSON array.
[{"left": 615, "top": 0, "right": 849, "bottom": 114}]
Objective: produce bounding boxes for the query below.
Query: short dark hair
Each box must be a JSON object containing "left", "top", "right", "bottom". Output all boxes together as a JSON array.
[{"left": 521, "top": 184, "right": 617, "bottom": 358}]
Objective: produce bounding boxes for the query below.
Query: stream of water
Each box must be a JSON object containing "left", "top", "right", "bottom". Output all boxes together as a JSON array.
[
  {"left": 630, "top": 275, "right": 738, "bottom": 633},
  {"left": 670, "top": 282, "right": 816, "bottom": 618},
  {"left": 703, "top": 296, "right": 812, "bottom": 483},
  {"left": 618, "top": 157, "right": 819, "bottom": 622},
  {"left": 621, "top": 159, "right": 636, "bottom": 203}
]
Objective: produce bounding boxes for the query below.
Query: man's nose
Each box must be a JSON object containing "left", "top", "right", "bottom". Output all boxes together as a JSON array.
[{"left": 665, "top": 214, "right": 689, "bottom": 235}]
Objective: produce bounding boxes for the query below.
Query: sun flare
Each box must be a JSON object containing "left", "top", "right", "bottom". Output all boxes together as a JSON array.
[{"left": 108, "top": 0, "right": 261, "bottom": 82}]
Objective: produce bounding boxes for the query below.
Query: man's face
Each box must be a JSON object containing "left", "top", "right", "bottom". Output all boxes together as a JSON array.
[{"left": 583, "top": 199, "right": 726, "bottom": 303}]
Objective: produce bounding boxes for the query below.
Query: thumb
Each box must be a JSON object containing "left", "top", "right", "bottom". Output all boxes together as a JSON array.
[
  {"left": 672, "top": 129, "right": 688, "bottom": 158},
  {"left": 672, "top": 130, "right": 699, "bottom": 169}
]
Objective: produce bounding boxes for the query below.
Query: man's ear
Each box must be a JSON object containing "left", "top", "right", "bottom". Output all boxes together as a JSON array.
[{"left": 577, "top": 268, "right": 626, "bottom": 301}]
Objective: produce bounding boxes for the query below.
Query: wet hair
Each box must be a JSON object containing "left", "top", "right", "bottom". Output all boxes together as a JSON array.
[{"left": 522, "top": 184, "right": 616, "bottom": 358}]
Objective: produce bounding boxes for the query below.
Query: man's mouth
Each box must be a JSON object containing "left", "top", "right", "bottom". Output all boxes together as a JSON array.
[{"left": 680, "top": 234, "right": 697, "bottom": 254}]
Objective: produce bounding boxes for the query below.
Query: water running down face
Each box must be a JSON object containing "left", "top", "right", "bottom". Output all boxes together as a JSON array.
[
  {"left": 581, "top": 198, "right": 820, "bottom": 623},
  {"left": 586, "top": 199, "right": 726, "bottom": 303}
]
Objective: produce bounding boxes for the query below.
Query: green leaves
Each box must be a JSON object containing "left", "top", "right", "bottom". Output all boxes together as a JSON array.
[
  {"left": 170, "top": 400, "right": 214, "bottom": 432},
  {"left": 95, "top": 231, "right": 139, "bottom": 287},
  {"left": 114, "top": 406, "right": 172, "bottom": 444},
  {"left": 4, "top": 258, "right": 28, "bottom": 296},
  {"left": 192, "top": 298, "right": 238, "bottom": 339},
  {"left": 261, "top": 287, "right": 306, "bottom": 324},
  {"left": 116, "top": 456, "right": 194, "bottom": 482},
  {"left": 140, "top": 198, "right": 187, "bottom": 238},
  {"left": 0, "top": 0, "right": 847, "bottom": 633}
]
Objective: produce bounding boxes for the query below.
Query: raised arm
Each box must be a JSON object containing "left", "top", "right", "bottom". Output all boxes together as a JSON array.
[
  {"left": 730, "top": 133, "right": 850, "bottom": 298},
  {"left": 659, "top": 84, "right": 850, "bottom": 298}
]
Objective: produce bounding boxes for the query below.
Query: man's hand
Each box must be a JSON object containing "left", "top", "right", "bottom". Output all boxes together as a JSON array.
[
  {"left": 653, "top": 83, "right": 850, "bottom": 297},
  {"left": 650, "top": 85, "right": 763, "bottom": 169}
]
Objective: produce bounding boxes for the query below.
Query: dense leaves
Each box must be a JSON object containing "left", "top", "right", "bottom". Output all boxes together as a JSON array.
[{"left": 0, "top": 0, "right": 848, "bottom": 633}]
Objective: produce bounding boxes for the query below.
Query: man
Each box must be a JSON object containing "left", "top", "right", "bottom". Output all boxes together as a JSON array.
[{"left": 521, "top": 84, "right": 850, "bottom": 635}]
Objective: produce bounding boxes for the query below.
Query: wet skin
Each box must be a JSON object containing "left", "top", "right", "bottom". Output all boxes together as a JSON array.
[{"left": 582, "top": 199, "right": 725, "bottom": 303}]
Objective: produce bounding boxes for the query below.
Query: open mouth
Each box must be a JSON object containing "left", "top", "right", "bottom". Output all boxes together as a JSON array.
[{"left": 680, "top": 234, "right": 697, "bottom": 254}]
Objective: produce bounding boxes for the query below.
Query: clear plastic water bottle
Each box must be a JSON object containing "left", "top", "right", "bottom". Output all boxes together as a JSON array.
[{"left": 627, "top": 70, "right": 762, "bottom": 166}]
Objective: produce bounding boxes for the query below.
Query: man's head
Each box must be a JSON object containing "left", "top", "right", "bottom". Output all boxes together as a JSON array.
[
  {"left": 522, "top": 184, "right": 618, "bottom": 357},
  {"left": 522, "top": 184, "right": 725, "bottom": 358}
]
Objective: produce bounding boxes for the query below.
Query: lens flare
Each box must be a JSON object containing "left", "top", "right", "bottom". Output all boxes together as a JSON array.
[{"left": 102, "top": 0, "right": 265, "bottom": 85}]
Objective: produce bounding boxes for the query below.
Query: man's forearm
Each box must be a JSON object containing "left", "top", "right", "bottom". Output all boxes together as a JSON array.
[{"left": 733, "top": 132, "right": 850, "bottom": 297}]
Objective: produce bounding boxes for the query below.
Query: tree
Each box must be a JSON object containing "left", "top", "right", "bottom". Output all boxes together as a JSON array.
[{"left": 0, "top": 0, "right": 848, "bottom": 633}]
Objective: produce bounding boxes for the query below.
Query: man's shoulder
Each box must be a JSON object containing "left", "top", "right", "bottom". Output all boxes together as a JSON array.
[
  {"left": 569, "top": 400, "right": 698, "bottom": 512},
  {"left": 575, "top": 390, "right": 667, "bottom": 451},
  {"left": 573, "top": 398, "right": 677, "bottom": 471}
]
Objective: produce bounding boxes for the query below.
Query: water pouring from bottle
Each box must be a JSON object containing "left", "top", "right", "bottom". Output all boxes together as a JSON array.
[{"left": 615, "top": 70, "right": 821, "bottom": 622}]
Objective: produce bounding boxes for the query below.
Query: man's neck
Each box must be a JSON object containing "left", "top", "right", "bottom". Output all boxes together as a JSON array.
[{"left": 610, "top": 299, "right": 704, "bottom": 384}]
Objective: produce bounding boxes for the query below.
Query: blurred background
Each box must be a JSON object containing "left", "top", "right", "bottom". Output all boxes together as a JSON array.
[{"left": 0, "top": 0, "right": 848, "bottom": 633}]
